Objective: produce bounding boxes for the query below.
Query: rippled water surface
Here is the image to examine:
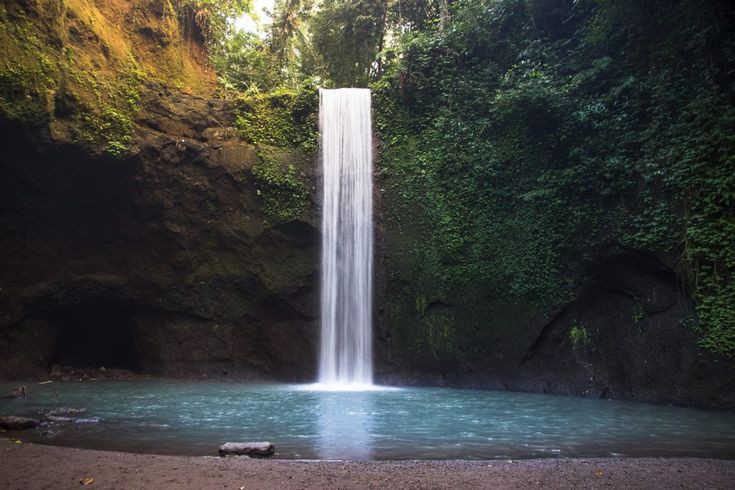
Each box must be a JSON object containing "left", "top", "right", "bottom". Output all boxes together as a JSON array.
[{"left": 1, "top": 381, "right": 734, "bottom": 459}]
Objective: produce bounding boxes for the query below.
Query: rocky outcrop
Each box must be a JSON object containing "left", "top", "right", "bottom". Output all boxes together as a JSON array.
[
  {"left": 0, "top": 87, "right": 319, "bottom": 381},
  {"left": 0, "top": 416, "right": 40, "bottom": 430},
  {"left": 0, "top": 0, "right": 319, "bottom": 383},
  {"left": 507, "top": 250, "right": 734, "bottom": 408},
  {"left": 218, "top": 442, "right": 275, "bottom": 457}
]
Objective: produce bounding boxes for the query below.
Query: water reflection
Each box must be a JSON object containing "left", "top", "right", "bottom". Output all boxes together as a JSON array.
[{"left": 317, "top": 391, "right": 374, "bottom": 459}]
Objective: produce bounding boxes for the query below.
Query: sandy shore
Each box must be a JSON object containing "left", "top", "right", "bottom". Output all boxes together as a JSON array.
[{"left": 1, "top": 439, "right": 733, "bottom": 489}]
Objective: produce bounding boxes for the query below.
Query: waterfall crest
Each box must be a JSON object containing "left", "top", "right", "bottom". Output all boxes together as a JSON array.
[{"left": 318, "top": 88, "right": 374, "bottom": 387}]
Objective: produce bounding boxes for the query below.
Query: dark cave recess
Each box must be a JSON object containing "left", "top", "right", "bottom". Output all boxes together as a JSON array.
[{"left": 50, "top": 299, "right": 141, "bottom": 371}]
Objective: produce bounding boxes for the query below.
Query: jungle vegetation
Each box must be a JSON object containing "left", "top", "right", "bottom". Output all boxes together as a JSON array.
[{"left": 167, "top": 0, "right": 735, "bottom": 357}]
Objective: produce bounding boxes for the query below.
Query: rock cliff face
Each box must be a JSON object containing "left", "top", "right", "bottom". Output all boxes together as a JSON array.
[
  {"left": 0, "top": 87, "right": 319, "bottom": 381},
  {"left": 0, "top": 0, "right": 319, "bottom": 381},
  {"left": 375, "top": 245, "right": 735, "bottom": 408}
]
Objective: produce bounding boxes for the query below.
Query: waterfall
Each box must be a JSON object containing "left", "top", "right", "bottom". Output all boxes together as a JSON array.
[{"left": 318, "top": 88, "right": 374, "bottom": 387}]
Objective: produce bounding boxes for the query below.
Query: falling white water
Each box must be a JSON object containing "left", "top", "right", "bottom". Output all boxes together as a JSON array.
[{"left": 318, "top": 88, "right": 374, "bottom": 388}]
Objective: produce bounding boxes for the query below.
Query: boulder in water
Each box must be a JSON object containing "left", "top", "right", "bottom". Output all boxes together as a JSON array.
[
  {"left": 218, "top": 442, "right": 275, "bottom": 457},
  {"left": 0, "top": 415, "right": 40, "bottom": 430}
]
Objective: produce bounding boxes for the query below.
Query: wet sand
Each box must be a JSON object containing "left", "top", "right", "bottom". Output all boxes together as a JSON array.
[{"left": 1, "top": 439, "right": 734, "bottom": 489}]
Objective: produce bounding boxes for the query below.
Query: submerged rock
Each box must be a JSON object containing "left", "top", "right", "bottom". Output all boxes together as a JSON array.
[
  {"left": 43, "top": 415, "right": 74, "bottom": 423},
  {"left": 218, "top": 442, "right": 275, "bottom": 458},
  {"left": 2, "top": 386, "right": 27, "bottom": 399},
  {"left": 47, "top": 408, "right": 86, "bottom": 416},
  {"left": 0, "top": 415, "right": 40, "bottom": 430},
  {"left": 42, "top": 409, "right": 98, "bottom": 425}
]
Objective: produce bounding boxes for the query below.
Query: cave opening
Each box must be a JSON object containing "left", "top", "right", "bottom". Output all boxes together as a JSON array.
[{"left": 50, "top": 300, "right": 140, "bottom": 371}]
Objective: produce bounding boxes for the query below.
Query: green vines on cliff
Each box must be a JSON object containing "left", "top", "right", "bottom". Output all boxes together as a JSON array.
[
  {"left": 251, "top": 147, "right": 310, "bottom": 222},
  {"left": 0, "top": 7, "right": 58, "bottom": 125},
  {"left": 77, "top": 63, "right": 144, "bottom": 158},
  {"left": 235, "top": 85, "right": 318, "bottom": 154},
  {"left": 0, "top": 57, "right": 56, "bottom": 125},
  {"left": 235, "top": 85, "right": 317, "bottom": 222},
  {"left": 0, "top": 3, "right": 144, "bottom": 158},
  {"left": 655, "top": 98, "right": 735, "bottom": 356},
  {"left": 374, "top": 0, "right": 735, "bottom": 358}
]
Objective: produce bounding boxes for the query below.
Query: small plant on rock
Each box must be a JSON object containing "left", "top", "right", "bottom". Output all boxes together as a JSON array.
[{"left": 569, "top": 323, "right": 591, "bottom": 349}]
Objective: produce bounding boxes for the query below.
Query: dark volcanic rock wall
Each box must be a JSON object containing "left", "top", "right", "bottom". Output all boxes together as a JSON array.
[
  {"left": 0, "top": 90, "right": 319, "bottom": 381},
  {"left": 510, "top": 250, "right": 732, "bottom": 406},
  {"left": 374, "top": 242, "right": 735, "bottom": 409}
]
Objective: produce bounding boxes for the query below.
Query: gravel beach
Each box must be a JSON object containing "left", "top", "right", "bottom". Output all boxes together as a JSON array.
[{"left": 1, "top": 439, "right": 734, "bottom": 489}]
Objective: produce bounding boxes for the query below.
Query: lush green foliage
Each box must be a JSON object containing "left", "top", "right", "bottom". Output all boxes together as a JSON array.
[
  {"left": 213, "top": 32, "right": 283, "bottom": 92},
  {"left": 374, "top": 0, "right": 735, "bottom": 358},
  {"left": 235, "top": 84, "right": 318, "bottom": 153},
  {"left": 310, "top": 0, "right": 387, "bottom": 86},
  {"left": 204, "top": 0, "right": 735, "bottom": 360},
  {"left": 234, "top": 86, "right": 317, "bottom": 222},
  {"left": 175, "top": 0, "right": 252, "bottom": 47},
  {"left": 203, "top": 0, "right": 440, "bottom": 90},
  {"left": 210, "top": 1, "right": 320, "bottom": 92}
]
